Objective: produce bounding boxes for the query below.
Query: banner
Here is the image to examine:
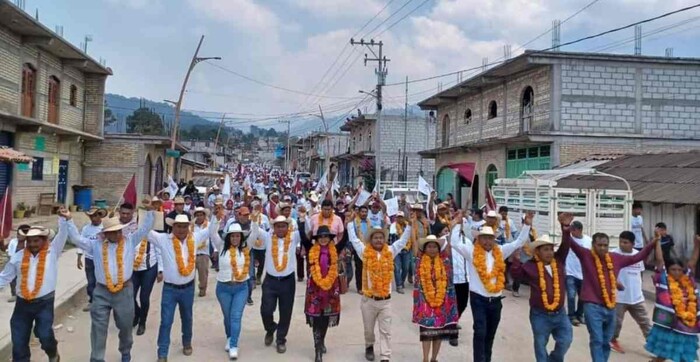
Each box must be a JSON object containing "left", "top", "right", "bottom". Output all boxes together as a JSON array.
[
  {"left": 418, "top": 175, "right": 432, "bottom": 196},
  {"left": 385, "top": 197, "right": 399, "bottom": 217},
  {"left": 355, "top": 190, "right": 372, "bottom": 206},
  {"left": 223, "top": 174, "right": 231, "bottom": 198},
  {"left": 485, "top": 187, "right": 498, "bottom": 212}
]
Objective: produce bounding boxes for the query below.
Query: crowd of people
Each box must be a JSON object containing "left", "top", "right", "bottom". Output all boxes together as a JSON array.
[{"left": 0, "top": 164, "right": 699, "bottom": 362}]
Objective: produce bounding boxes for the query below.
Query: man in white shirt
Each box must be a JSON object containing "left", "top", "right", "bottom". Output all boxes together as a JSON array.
[
  {"left": 148, "top": 213, "right": 219, "bottom": 361},
  {"left": 65, "top": 207, "right": 155, "bottom": 362},
  {"left": 450, "top": 212, "right": 532, "bottom": 362},
  {"left": 0, "top": 216, "right": 70, "bottom": 362},
  {"left": 565, "top": 221, "right": 591, "bottom": 327},
  {"left": 350, "top": 225, "right": 411, "bottom": 362},
  {"left": 609, "top": 231, "right": 652, "bottom": 354},
  {"left": 3, "top": 224, "right": 29, "bottom": 303},
  {"left": 192, "top": 207, "right": 212, "bottom": 297},
  {"left": 250, "top": 201, "right": 270, "bottom": 286},
  {"left": 449, "top": 221, "right": 470, "bottom": 347},
  {"left": 348, "top": 205, "right": 371, "bottom": 294},
  {"left": 75, "top": 207, "right": 107, "bottom": 312},
  {"left": 389, "top": 212, "right": 411, "bottom": 294},
  {"left": 256, "top": 215, "right": 304, "bottom": 354},
  {"left": 630, "top": 202, "right": 648, "bottom": 251},
  {"left": 367, "top": 198, "right": 387, "bottom": 228}
]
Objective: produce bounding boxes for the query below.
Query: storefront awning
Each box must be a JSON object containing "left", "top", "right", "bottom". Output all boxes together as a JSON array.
[{"left": 447, "top": 162, "right": 475, "bottom": 183}]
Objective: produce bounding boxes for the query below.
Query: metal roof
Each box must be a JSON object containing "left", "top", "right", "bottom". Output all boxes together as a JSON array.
[{"left": 556, "top": 150, "right": 700, "bottom": 204}]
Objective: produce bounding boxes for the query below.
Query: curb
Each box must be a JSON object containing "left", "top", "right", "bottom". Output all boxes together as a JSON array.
[{"left": 0, "top": 284, "right": 87, "bottom": 361}]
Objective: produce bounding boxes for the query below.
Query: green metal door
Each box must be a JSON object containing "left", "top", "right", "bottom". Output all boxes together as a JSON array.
[{"left": 436, "top": 168, "right": 456, "bottom": 200}]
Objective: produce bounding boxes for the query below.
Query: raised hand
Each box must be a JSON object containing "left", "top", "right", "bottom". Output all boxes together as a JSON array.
[
  {"left": 523, "top": 211, "right": 534, "bottom": 226},
  {"left": 58, "top": 206, "right": 72, "bottom": 220},
  {"left": 142, "top": 197, "right": 154, "bottom": 211},
  {"left": 558, "top": 212, "right": 573, "bottom": 226}
]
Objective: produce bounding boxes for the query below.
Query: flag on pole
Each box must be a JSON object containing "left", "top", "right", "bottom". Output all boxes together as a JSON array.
[
  {"left": 316, "top": 167, "right": 329, "bottom": 194},
  {"left": 122, "top": 174, "right": 137, "bottom": 207},
  {"left": 0, "top": 187, "right": 11, "bottom": 240},
  {"left": 223, "top": 174, "right": 231, "bottom": 198},
  {"left": 418, "top": 175, "right": 433, "bottom": 196},
  {"left": 168, "top": 175, "right": 178, "bottom": 197},
  {"left": 485, "top": 187, "right": 498, "bottom": 212}
]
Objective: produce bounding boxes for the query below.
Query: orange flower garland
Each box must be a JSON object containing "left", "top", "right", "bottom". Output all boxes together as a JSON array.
[
  {"left": 20, "top": 246, "right": 48, "bottom": 301},
  {"left": 536, "top": 256, "right": 561, "bottom": 311},
  {"left": 103, "top": 238, "right": 125, "bottom": 293},
  {"left": 173, "top": 233, "right": 196, "bottom": 276},
  {"left": 354, "top": 217, "right": 366, "bottom": 242},
  {"left": 362, "top": 244, "right": 393, "bottom": 298},
  {"left": 229, "top": 248, "right": 251, "bottom": 282},
  {"left": 191, "top": 220, "right": 209, "bottom": 251},
  {"left": 133, "top": 239, "right": 148, "bottom": 270},
  {"left": 473, "top": 243, "right": 506, "bottom": 293},
  {"left": 308, "top": 243, "right": 339, "bottom": 291},
  {"left": 668, "top": 274, "right": 698, "bottom": 327},
  {"left": 319, "top": 214, "right": 334, "bottom": 229},
  {"left": 271, "top": 230, "right": 293, "bottom": 272},
  {"left": 419, "top": 254, "right": 447, "bottom": 308},
  {"left": 592, "top": 250, "right": 616, "bottom": 309},
  {"left": 437, "top": 214, "right": 450, "bottom": 226}
]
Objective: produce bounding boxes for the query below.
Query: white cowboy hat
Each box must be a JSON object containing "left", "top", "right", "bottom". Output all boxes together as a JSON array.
[
  {"left": 275, "top": 202, "right": 292, "bottom": 215},
  {"left": 530, "top": 234, "right": 555, "bottom": 250},
  {"left": 272, "top": 215, "right": 288, "bottom": 225},
  {"left": 85, "top": 207, "right": 107, "bottom": 218},
  {"left": 418, "top": 235, "right": 440, "bottom": 251},
  {"left": 410, "top": 203, "right": 424, "bottom": 210},
  {"left": 486, "top": 210, "right": 498, "bottom": 218},
  {"left": 396, "top": 211, "right": 405, "bottom": 217},
  {"left": 192, "top": 207, "right": 209, "bottom": 217},
  {"left": 102, "top": 217, "right": 126, "bottom": 233},
  {"left": 365, "top": 226, "right": 388, "bottom": 243},
  {"left": 166, "top": 214, "right": 191, "bottom": 227},
  {"left": 479, "top": 226, "right": 496, "bottom": 237},
  {"left": 309, "top": 194, "right": 319, "bottom": 203},
  {"left": 21, "top": 226, "right": 54, "bottom": 238}
]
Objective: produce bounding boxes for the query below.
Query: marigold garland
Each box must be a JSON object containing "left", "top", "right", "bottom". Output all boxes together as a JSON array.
[
  {"left": 20, "top": 245, "right": 48, "bottom": 301},
  {"left": 229, "top": 247, "right": 251, "bottom": 282},
  {"left": 591, "top": 250, "right": 616, "bottom": 309},
  {"left": 103, "top": 237, "right": 125, "bottom": 293},
  {"left": 355, "top": 217, "right": 366, "bottom": 242},
  {"left": 437, "top": 214, "right": 450, "bottom": 227},
  {"left": 319, "top": 213, "right": 334, "bottom": 229},
  {"left": 668, "top": 274, "right": 698, "bottom": 327},
  {"left": 191, "top": 220, "right": 209, "bottom": 250},
  {"left": 173, "top": 233, "right": 196, "bottom": 276},
  {"left": 536, "top": 256, "right": 561, "bottom": 311},
  {"left": 473, "top": 243, "right": 506, "bottom": 293},
  {"left": 504, "top": 219, "right": 511, "bottom": 240},
  {"left": 308, "top": 243, "right": 339, "bottom": 291},
  {"left": 362, "top": 244, "right": 393, "bottom": 298},
  {"left": 133, "top": 239, "right": 148, "bottom": 270},
  {"left": 271, "top": 230, "right": 293, "bottom": 272},
  {"left": 419, "top": 254, "right": 447, "bottom": 308}
]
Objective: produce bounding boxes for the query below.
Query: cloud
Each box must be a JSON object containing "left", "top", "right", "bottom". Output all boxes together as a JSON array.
[
  {"left": 291, "top": 0, "right": 385, "bottom": 19},
  {"left": 187, "top": 0, "right": 280, "bottom": 34},
  {"left": 105, "top": 0, "right": 160, "bottom": 10}
]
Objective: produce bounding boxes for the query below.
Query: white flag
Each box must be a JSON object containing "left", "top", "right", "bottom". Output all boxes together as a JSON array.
[
  {"left": 418, "top": 175, "right": 432, "bottom": 196},
  {"left": 316, "top": 168, "right": 329, "bottom": 193},
  {"left": 168, "top": 175, "right": 178, "bottom": 197},
  {"left": 223, "top": 174, "right": 231, "bottom": 197},
  {"left": 355, "top": 190, "right": 372, "bottom": 206}
]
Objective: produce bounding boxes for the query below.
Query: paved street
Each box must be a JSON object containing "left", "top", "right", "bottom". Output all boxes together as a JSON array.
[{"left": 33, "top": 271, "right": 656, "bottom": 362}]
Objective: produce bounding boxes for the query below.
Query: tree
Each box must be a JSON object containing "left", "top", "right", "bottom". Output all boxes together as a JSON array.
[
  {"left": 104, "top": 108, "right": 117, "bottom": 126},
  {"left": 126, "top": 107, "right": 165, "bottom": 135}
]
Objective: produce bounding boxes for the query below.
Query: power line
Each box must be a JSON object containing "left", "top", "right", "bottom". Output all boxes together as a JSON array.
[{"left": 376, "top": 0, "right": 430, "bottom": 36}]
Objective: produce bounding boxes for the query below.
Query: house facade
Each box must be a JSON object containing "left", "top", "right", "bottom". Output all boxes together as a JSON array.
[
  {"left": 297, "top": 131, "right": 349, "bottom": 178},
  {"left": 419, "top": 51, "right": 700, "bottom": 209},
  {"left": 0, "top": 1, "right": 111, "bottom": 209}
]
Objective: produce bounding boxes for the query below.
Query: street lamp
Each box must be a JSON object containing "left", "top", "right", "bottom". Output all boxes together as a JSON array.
[{"left": 168, "top": 35, "right": 221, "bottom": 177}]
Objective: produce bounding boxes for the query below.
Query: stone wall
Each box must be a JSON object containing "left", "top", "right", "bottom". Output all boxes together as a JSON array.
[{"left": 379, "top": 115, "right": 436, "bottom": 182}]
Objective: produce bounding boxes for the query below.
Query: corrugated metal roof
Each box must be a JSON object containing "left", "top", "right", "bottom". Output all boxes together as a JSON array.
[{"left": 556, "top": 150, "right": 700, "bottom": 204}]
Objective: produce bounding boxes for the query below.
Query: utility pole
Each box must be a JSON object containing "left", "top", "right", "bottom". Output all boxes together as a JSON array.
[
  {"left": 350, "top": 38, "right": 389, "bottom": 190},
  {"left": 403, "top": 76, "right": 408, "bottom": 182},
  {"left": 279, "top": 120, "right": 291, "bottom": 171},
  {"left": 212, "top": 113, "right": 226, "bottom": 170},
  {"left": 168, "top": 35, "right": 221, "bottom": 178}
]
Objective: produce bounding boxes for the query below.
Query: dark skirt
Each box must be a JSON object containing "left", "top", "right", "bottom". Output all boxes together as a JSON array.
[
  {"left": 419, "top": 324, "right": 458, "bottom": 341},
  {"left": 306, "top": 314, "right": 340, "bottom": 328}
]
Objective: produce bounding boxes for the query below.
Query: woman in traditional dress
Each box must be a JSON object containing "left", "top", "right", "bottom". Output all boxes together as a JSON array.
[
  {"left": 305, "top": 225, "right": 346, "bottom": 362},
  {"left": 413, "top": 231, "right": 459, "bottom": 362},
  {"left": 210, "top": 223, "right": 251, "bottom": 360}
]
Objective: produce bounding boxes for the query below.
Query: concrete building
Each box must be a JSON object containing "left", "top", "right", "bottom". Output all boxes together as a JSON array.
[
  {"left": 297, "top": 131, "right": 349, "bottom": 177},
  {"left": 336, "top": 113, "right": 436, "bottom": 187},
  {"left": 418, "top": 50, "right": 700, "bottom": 209},
  {"left": 184, "top": 139, "right": 233, "bottom": 168},
  {"left": 0, "top": 1, "right": 111, "bottom": 209}
]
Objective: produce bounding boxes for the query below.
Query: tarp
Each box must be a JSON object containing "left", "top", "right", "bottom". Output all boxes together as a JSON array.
[{"left": 447, "top": 162, "right": 476, "bottom": 183}]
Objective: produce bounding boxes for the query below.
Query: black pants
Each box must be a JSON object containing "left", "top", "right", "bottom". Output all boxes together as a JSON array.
[
  {"left": 506, "top": 260, "right": 520, "bottom": 292},
  {"left": 312, "top": 316, "right": 330, "bottom": 351},
  {"left": 132, "top": 264, "right": 158, "bottom": 326},
  {"left": 84, "top": 258, "right": 97, "bottom": 303},
  {"left": 252, "top": 249, "right": 266, "bottom": 280},
  {"left": 260, "top": 274, "right": 296, "bottom": 345},
  {"left": 470, "top": 292, "right": 503, "bottom": 362},
  {"left": 11, "top": 295, "right": 58, "bottom": 362},
  {"left": 455, "top": 282, "right": 470, "bottom": 317},
  {"left": 353, "top": 251, "right": 364, "bottom": 292},
  {"left": 296, "top": 252, "right": 306, "bottom": 280}
]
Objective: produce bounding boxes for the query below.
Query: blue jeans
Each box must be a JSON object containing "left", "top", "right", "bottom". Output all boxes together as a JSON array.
[
  {"left": 157, "top": 282, "right": 195, "bottom": 358},
  {"left": 247, "top": 257, "right": 255, "bottom": 300},
  {"left": 216, "top": 281, "right": 249, "bottom": 348},
  {"left": 85, "top": 258, "right": 97, "bottom": 303},
  {"left": 529, "top": 308, "right": 572, "bottom": 362},
  {"left": 583, "top": 303, "right": 616, "bottom": 362},
  {"left": 565, "top": 276, "right": 583, "bottom": 320},
  {"left": 393, "top": 249, "right": 412, "bottom": 288},
  {"left": 11, "top": 295, "right": 58, "bottom": 362}
]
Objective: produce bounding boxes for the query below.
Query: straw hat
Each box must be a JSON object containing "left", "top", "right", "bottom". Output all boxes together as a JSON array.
[
  {"left": 85, "top": 207, "right": 107, "bottom": 218},
  {"left": 20, "top": 226, "right": 54, "bottom": 238},
  {"left": 173, "top": 196, "right": 185, "bottom": 204},
  {"left": 214, "top": 196, "right": 224, "bottom": 205},
  {"left": 530, "top": 234, "right": 555, "bottom": 250},
  {"left": 418, "top": 235, "right": 440, "bottom": 251},
  {"left": 272, "top": 215, "right": 288, "bottom": 225},
  {"left": 275, "top": 202, "right": 292, "bottom": 215},
  {"left": 410, "top": 203, "right": 424, "bottom": 210},
  {"left": 365, "top": 226, "right": 388, "bottom": 243},
  {"left": 437, "top": 202, "right": 448, "bottom": 210},
  {"left": 478, "top": 226, "right": 496, "bottom": 237},
  {"left": 166, "top": 214, "right": 191, "bottom": 227},
  {"left": 486, "top": 210, "right": 498, "bottom": 218},
  {"left": 309, "top": 193, "right": 319, "bottom": 203},
  {"left": 396, "top": 211, "right": 405, "bottom": 217},
  {"left": 102, "top": 217, "right": 126, "bottom": 232},
  {"left": 222, "top": 223, "right": 246, "bottom": 247},
  {"left": 192, "top": 207, "right": 209, "bottom": 217}
]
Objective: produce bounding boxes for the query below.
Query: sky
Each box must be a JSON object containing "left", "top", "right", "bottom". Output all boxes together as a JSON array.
[{"left": 23, "top": 0, "right": 700, "bottom": 134}]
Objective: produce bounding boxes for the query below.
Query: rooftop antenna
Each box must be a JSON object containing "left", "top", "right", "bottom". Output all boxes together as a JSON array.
[
  {"left": 83, "top": 35, "right": 93, "bottom": 53},
  {"left": 34, "top": 8, "right": 38, "bottom": 20},
  {"left": 482, "top": 57, "right": 489, "bottom": 72},
  {"left": 54, "top": 25, "right": 63, "bottom": 37},
  {"left": 634, "top": 25, "right": 642, "bottom": 55},
  {"left": 504, "top": 44, "right": 512, "bottom": 60},
  {"left": 15, "top": 0, "right": 25, "bottom": 10},
  {"left": 665, "top": 47, "right": 674, "bottom": 57},
  {"left": 552, "top": 19, "right": 561, "bottom": 51}
]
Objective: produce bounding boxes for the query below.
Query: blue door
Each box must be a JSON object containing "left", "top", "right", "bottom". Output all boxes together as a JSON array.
[
  {"left": 57, "top": 160, "right": 68, "bottom": 204},
  {"left": 0, "top": 132, "right": 12, "bottom": 198}
]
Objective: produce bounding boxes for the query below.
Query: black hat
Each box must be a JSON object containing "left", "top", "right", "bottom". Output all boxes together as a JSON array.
[{"left": 313, "top": 225, "right": 336, "bottom": 241}]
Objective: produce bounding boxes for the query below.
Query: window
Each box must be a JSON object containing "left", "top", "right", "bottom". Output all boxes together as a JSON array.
[
  {"left": 488, "top": 101, "right": 497, "bottom": 119},
  {"left": 368, "top": 131, "right": 372, "bottom": 151},
  {"left": 464, "top": 108, "right": 472, "bottom": 124},
  {"left": 69, "top": 85, "right": 78, "bottom": 107},
  {"left": 21, "top": 64, "right": 36, "bottom": 117},
  {"left": 506, "top": 145, "right": 551, "bottom": 178},
  {"left": 486, "top": 164, "right": 498, "bottom": 188},
  {"left": 31, "top": 157, "right": 44, "bottom": 180},
  {"left": 521, "top": 86, "right": 534, "bottom": 131},
  {"left": 441, "top": 115, "right": 450, "bottom": 147},
  {"left": 47, "top": 76, "right": 60, "bottom": 124},
  {"left": 205, "top": 141, "right": 210, "bottom": 147}
]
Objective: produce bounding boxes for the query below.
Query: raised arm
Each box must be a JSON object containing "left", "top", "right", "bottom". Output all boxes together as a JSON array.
[
  {"left": 51, "top": 213, "right": 71, "bottom": 253},
  {"left": 654, "top": 232, "right": 664, "bottom": 269},
  {"left": 390, "top": 225, "right": 412, "bottom": 256},
  {"left": 348, "top": 223, "right": 366, "bottom": 256},
  {"left": 129, "top": 210, "right": 155, "bottom": 248},
  {"left": 428, "top": 191, "right": 436, "bottom": 222},
  {"left": 209, "top": 218, "right": 225, "bottom": 252},
  {"left": 554, "top": 213, "right": 573, "bottom": 260},
  {"left": 0, "top": 260, "right": 17, "bottom": 289},
  {"left": 63, "top": 216, "right": 93, "bottom": 251},
  {"left": 450, "top": 223, "right": 474, "bottom": 260},
  {"left": 616, "top": 239, "right": 656, "bottom": 269},
  {"left": 501, "top": 213, "right": 533, "bottom": 259}
]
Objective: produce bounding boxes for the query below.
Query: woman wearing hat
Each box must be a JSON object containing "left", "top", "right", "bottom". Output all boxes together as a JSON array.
[
  {"left": 209, "top": 222, "right": 252, "bottom": 360},
  {"left": 305, "top": 225, "right": 347, "bottom": 362},
  {"left": 412, "top": 233, "right": 459, "bottom": 362}
]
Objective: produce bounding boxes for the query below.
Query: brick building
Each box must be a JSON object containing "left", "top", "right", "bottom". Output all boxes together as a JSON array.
[
  {"left": 297, "top": 131, "right": 349, "bottom": 177},
  {"left": 418, "top": 51, "right": 700, "bottom": 209},
  {"left": 336, "top": 113, "right": 436, "bottom": 187},
  {"left": 183, "top": 140, "right": 233, "bottom": 168},
  {"left": 83, "top": 134, "right": 189, "bottom": 205},
  {"left": 0, "top": 1, "right": 111, "bottom": 209}
]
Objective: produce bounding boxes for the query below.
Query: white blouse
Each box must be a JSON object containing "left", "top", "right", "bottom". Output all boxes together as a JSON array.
[{"left": 217, "top": 247, "right": 250, "bottom": 283}]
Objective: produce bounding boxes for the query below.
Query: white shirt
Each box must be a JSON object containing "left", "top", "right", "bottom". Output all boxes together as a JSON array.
[
  {"left": 631, "top": 215, "right": 645, "bottom": 249},
  {"left": 75, "top": 223, "right": 103, "bottom": 260},
  {"left": 612, "top": 248, "right": 645, "bottom": 304},
  {"left": 498, "top": 218, "right": 518, "bottom": 243},
  {"left": 451, "top": 224, "right": 531, "bottom": 298},
  {"left": 209, "top": 229, "right": 250, "bottom": 282},
  {"left": 0, "top": 219, "right": 70, "bottom": 298},
  {"left": 6, "top": 238, "right": 20, "bottom": 259},
  {"left": 565, "top": 234, "right": 592, "bottom": 280},
  {"left": 147, "top": 216, "right": 217, "bottom": 284},
  {"left": 133, "top": 238, "right": 164, "bottom": 272},
  {"left": 67, "top": 212, "right": 155, "bottom": 286},
  {"left": 451, "top": 225, "right": 470, "bottom": 284},
  {"left": 192, "top": 221, "right": 212, "bottom": 256},
  {"left": 254, "top": 223, "right": 302, "bottom": 277},
  {"left": 249, "top": 214, "right": 270, "bottom": 251},
  {"left": 368, "top": 210, "right": 385, "bottom": 228},
  {"left": 350, "top": 226, "right": 411, "bottom": 294},
  {"left": 121, "top": 219, "right": 139, "bottom": 240}
]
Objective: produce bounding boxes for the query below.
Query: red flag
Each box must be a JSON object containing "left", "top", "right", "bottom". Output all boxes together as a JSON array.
[
  {"left": 293, "top": 179, "right": 302, "bottom": 194},
  {"left": 0, "top": 186, "right": 11, "bottom": 239},
  {"left": 122, "top": 174, "right": 137, "bottom": 207},
  {"left": 485, "top": 186, "right": 497, "bottom": 212}
]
